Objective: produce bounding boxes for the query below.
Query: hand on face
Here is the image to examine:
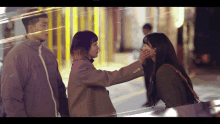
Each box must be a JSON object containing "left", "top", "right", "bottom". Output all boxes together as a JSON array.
[
  {"left": 140, "top": 41, "right": 156, "bottom": 62},
  {"left": 139, "top": 49, "right": 153, "bottom": 65}
]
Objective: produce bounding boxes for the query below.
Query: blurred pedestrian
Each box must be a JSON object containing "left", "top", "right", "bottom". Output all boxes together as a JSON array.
[
  {"left": 141, "top": 33, "right": 198, "bottom": 109},
  {"left": 142, "top": 23, "right": 152, "bottom": 48},
  {"left": 143, "top": 23, "right": 152, "bottom": 36},
  {"left": 68, "top": 30, "right": 153, "bottom": 117},
  {"left": 1, "top": 8, "right": 69, "bottom": 117},
  {"left": 133, "top": 23, "right": 153, "bottom": 60}
]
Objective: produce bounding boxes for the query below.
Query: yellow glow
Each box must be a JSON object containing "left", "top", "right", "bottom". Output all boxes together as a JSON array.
[
  {"left": 48, "top": 7, "right": 53, "bottom": 51},
  {"left": 87, "top": 7, "right": 92, "bottom": 31},
  {"left": 94, "top": 7, "right": 99, "bottom": 68},
  {"left": 100, "top": 7, "right": 105, "bottom": 66},
  {"left": 73, "top": 7, "right": 78, "bottom": 36},
  {"left": 80, "top": 7, "right": 85, "bottom": 31},
  {"left": 35, "top": 31, "right": 42, "bottom": 34},
  {"left": 57, "top": 8, "right": 62, "bottom": 71},
  {"left": 38, "top": 7, "right": 43, "bottom": 10},
  {"left": 65, "top": 7, "right": 71, "bottom": 70},
  {"left": 175, "top": 7, "right": 185, "bottom": 28},
  {"left": 37, "top": 7, "right": 43, "bottom": 15}
]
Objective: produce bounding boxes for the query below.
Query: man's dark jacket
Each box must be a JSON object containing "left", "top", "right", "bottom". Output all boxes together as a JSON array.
[{"left": 1, "top": 37, "right": 69, "bottom": 117}]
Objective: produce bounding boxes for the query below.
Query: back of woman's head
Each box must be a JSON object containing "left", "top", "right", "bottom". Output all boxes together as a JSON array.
[
  {"left": 70, "top": 30, "right": 98, "bottom": 61},
  {"left": 143, "top": 33, "right": 197, "bottom": 107}
]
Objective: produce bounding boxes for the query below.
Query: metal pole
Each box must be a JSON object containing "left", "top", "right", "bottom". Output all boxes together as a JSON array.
[
  {"left": 65, "top": 7, "right": 70, "bottom": 71},
  {"left": 87, "top": 7, "right": 92, "bottom": 31},
  {"left": 48, "top": 7, "right": 53, "bottom": 51},
  {"left": 72, "top": 7, "right": 78, "bottom": 36},
  {"left": 57, "top": 8, "right": 62, "bottom": 71},
  {"left": 80, "top": 7, "right": 85, "bottom": 31},
  {"left": 100, "top": 7, "right": 106, "bottom": 66}
]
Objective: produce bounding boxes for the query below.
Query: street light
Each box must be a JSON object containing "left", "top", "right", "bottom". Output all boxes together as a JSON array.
[
  {"left": 0, "top": 7, "right": 6, "bottom": 14},
  {"left": 175, "top": 7, "right": 185, "bottom": 28},
  {"left": 0, "top": 7, "right": 8, "bottom": 24}
]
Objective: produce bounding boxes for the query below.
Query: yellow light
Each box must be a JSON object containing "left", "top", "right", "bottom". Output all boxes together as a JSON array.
[
  {"left": 35, "top": 31, "right": 42, "bottom": 34},
  {"left": 65, "top": 7, "right": 71, "bottom": 70},
  {"left": 37, "top": 7, "right": 43, "bottom": 15},
  {"left": 100, "top": 7, "right": 105, "bottom": 66},
  {"left": 175, "top": 7, "right": 185, "bottom": 28},
  {"left": 94, "top": 7, "right": 99, "bottom": 68},
  {"left": 87, "top": 7, "right": 92, "bottom": 31},
  {"left": 57, "top": 8, "right": 62, "bottom": 71},
  {"left": 38, "top": 7, "right": 43, "bottom": 11},
  {"left": 48, "top": 7, "right": 53, "bottom": 51},
  {"left": 73, "top": 7, "right": 78, "bottom": 36},
  {"left": 80, "top": 7, "right": 85, "bottom": 31}
]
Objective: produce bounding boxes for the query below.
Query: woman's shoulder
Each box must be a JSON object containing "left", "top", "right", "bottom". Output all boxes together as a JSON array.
[
  {"left": 70, "top": 60, "right": 93, "bottom": 75},
  {"left": 157, "top": 64, "right": 176, "bottom": 75},
  {"left": 156, "top": 64, "right": 182, "bottom": 85},
  {"left": 72, "top": 59, "right": 91, "bottom": 67},
  {"left": 156, "top": 64, "right": 180, "bottom": 81},
  {"left": 72, "top": 59, "right": 94, "bottom": 71}
]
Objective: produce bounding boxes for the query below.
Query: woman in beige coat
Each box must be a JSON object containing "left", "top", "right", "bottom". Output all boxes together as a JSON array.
[{"left": 68, "top": 30, "right": 152, "bottom": 117}]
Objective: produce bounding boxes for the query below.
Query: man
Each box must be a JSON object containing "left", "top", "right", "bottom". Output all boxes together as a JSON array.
[
  {"left": 1, "top": 8, "right": 69, "bottom": 117},
  {"left": 133, "top": 23, "right": 153, "bottom": 60},
  {"left": 143, "top": 23, "right": 152, "bottom": 36}
]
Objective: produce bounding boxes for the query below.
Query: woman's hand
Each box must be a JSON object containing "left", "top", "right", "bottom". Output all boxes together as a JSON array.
[{"left": 139, "top": 50, "right": 151, "bottom": 65}]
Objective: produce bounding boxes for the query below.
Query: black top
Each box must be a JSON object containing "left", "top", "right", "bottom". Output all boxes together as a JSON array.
[
  {"left": 72, "top": 56, "right": 94, "bottom": 67},
  {"left": 156, "top": 65, "right": 189, "bottom": 108},
  {"left": 143, "top": 58, "right": 154, "bottom": 90},
  {"left": 84, "top": 56, "right": 94, "bottom": 64}
]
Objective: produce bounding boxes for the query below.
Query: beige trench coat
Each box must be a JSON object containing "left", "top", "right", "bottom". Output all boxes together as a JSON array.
[{"left": 67, "top": 56, "right": 144, "bottom": 117}]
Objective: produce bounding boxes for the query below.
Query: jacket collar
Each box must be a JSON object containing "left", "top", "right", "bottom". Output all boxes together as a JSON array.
[
  {"left": 84, "top": 56, "right": 94, "bottom": 64},
  {"left": 22, "top": 36, "right": 44, "bottom": 51},
  {"left": 71, "top": 56, "right": 94, "bottom": 67}
]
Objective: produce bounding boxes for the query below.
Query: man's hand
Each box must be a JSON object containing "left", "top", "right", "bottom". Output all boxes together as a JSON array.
[{"left": 139, "top": 50, "right": 151, "bottom": 65}]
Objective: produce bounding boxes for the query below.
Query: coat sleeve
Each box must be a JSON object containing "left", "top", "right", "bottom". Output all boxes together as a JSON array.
[
  {"left": 1, "top": 56, "right": 27, "bottom": 117},
  {"left": 77, "top": 60, "right": 145, "bottom": 87},
  {"left": 156, "top": 66, "right": 188, "bottom": 108},
  {"left": 56, "top": 67, "right": 69, "bottom": 116}
]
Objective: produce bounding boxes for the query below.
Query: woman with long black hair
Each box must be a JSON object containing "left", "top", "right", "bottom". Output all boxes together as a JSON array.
[{"left": 142, "top": 33, "right": 199, "bottom": 109}]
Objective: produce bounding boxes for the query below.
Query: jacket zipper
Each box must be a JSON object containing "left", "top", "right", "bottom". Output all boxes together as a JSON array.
[{"left": 39, "top": 45, "right": 58, "bottom": 117}]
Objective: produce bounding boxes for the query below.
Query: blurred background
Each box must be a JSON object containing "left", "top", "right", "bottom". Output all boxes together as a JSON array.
[{"left": 1, "top": 7, "right": 220, "bottom": 116}]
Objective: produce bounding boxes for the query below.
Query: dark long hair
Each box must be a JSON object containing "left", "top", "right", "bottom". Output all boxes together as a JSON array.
[
  {"left": 70, "top": 30, "right": 98, "bottom": 55},
  {"left": 143, "top": 33, "right": 197, "bottom": 107},
  {"left": 70, "top": 30, "right": 98, "bottom": 61}
]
